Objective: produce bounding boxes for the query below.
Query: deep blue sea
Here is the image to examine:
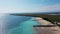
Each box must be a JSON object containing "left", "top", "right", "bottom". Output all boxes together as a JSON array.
[{"left": 0, "top": 14, "right": 40, "bottom": 34}]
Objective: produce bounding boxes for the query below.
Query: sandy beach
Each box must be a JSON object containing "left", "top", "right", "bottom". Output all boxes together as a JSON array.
[{"left": 34, "top": 17, "right": 60, "bottom": 34}]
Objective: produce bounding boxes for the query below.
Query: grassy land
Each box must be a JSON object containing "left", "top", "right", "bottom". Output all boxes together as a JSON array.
[{"left": 39, "top": 14, "right": 60, "bottom": 23}]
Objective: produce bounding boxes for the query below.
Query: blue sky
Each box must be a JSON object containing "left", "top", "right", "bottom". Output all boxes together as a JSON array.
[{"left": 0, "top": 0, "right": 60, "bottom": 13}]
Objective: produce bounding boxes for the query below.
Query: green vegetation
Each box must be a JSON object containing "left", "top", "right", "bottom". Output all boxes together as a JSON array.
[{"left": 39, "top": 15, "right": 60, "bottom": 23}]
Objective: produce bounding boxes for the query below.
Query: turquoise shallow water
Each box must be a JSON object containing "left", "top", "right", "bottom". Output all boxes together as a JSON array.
[{"left": 8, "top": 17, "right": 40, "bottom": 34}]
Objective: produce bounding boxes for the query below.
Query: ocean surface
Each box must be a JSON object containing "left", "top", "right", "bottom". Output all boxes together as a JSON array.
[{"left": 0, "top": 13, "right": 40, "bottom": 34}]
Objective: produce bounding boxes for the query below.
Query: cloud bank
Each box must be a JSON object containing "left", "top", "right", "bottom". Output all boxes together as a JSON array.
[
  {"left": 0, "top": 0, "right": 60, "bottom": 13},
  {"left": 0, "top": 4, "right": 60, "bottom": 13}
]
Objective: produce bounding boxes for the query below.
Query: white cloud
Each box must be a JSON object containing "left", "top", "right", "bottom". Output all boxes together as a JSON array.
[{"left": 0, "top": 4, "right": 60, "bottom": 13}]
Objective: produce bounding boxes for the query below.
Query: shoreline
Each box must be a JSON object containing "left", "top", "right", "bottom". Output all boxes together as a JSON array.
[
  {"left": 34, "top": 17, "right": 60, "bottom": 34},
  {"left": 35, "top": 17, "right": 52, "bottom": 25}
]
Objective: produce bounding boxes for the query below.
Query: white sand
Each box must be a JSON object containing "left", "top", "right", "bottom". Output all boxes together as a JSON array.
[{"left": 34, "top": 17, "right": 60, "bottom": 34}]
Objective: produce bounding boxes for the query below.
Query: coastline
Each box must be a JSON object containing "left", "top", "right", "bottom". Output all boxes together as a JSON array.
[
  {"left": 34, "top": 17, "right": 60, "bottom": 34},
  {"left": 35, "top": 17, "right": 52, "bottom": 25}
]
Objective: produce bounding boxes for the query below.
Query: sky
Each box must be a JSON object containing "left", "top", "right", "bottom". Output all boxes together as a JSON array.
[{"left": 0, "top": 0, "right": 60, "bottom": 13}]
